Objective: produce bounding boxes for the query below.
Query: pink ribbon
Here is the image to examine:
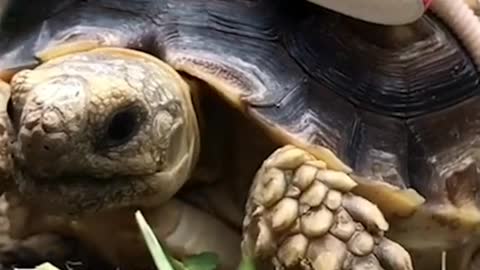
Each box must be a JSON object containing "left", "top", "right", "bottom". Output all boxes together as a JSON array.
[{"left": 423, "top": 0, "right": 433, "bottom": 9}]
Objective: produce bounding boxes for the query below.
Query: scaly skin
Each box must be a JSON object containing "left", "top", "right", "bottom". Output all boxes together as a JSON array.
[{"left": 242, "top": 146, "right": 412, "bottom": 270}]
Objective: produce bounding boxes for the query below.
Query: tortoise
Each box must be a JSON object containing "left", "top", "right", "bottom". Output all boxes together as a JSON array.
[{"left": 0, "top": 0, "right": 479, "bottom": 269}]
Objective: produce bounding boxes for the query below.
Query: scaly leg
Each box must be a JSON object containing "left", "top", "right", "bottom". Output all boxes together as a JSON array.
[{"left": 242, "top": 145, "right": 413, "bottom": 270}]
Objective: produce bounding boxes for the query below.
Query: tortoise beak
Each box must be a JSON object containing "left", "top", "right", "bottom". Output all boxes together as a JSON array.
[{"left": 306, "top": 0, "right": 427, "bottom": 25}]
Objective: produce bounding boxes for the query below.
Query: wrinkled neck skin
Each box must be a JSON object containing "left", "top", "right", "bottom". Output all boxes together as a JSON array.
[{"left": 8, "top": 48, "right": 201, "bottom": 216}]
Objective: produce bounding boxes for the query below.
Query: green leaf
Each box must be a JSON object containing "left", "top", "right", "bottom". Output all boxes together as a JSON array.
[
  {"left": 135, "top": 210, "right": 175, "bottom": 270},
  {"left": 33, "top": 262, "right": 61, "bottom": 270},
  {"left": 169, "top": 257, "right": 189, "bottom": 270},
  {"left": 238, "top": 256, "right": 256, "bottom": 270},
  {"left": 182, "top": 252, "right": 220, "bottom": 270}
]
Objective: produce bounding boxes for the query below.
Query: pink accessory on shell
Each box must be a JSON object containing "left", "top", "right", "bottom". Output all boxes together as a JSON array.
[{"left": 423, "top": 0, "right": 433, "bottom": 9}]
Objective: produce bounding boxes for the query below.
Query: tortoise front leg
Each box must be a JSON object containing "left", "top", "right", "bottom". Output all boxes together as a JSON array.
[{"left": 242, "top": 145, "right": 413, "bottom": 270}]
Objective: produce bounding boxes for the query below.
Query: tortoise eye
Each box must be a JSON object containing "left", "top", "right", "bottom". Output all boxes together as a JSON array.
[{"left": 100, "top": 105, "right": 144, "bottom": 149}]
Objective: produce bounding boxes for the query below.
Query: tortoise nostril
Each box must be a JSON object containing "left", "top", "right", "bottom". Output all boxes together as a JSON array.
[
  {"left": 18, "top": 125, "right": 69, "bottom": 177},
  {"left": 20, "top": 121, "right": 67, "bottom": 150}
]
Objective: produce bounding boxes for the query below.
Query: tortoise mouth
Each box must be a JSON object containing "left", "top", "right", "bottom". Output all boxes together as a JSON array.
[{"left": 12, "top": 169, "right": 165, "bottom": 216}]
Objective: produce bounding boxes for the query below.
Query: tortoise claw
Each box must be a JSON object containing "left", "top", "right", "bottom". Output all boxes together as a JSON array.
[
  {"left": 373, "top": 238, "right": 413, "bottom": 270},
  {"left": 242, "top": 145, "right": 413, "bottom": 270}
]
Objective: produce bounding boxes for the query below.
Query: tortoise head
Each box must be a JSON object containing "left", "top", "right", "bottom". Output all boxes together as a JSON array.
[{"left": 8, "top": 48, "right": 200, "bottom": 215}]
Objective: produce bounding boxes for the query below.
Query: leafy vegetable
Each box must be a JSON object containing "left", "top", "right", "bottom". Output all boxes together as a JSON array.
[
  {"left": 135, "top": 210, "right": 222, "bottom": 270},
  {"left": 135, "top": 210, "right": 175, "bottom": 270}
]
